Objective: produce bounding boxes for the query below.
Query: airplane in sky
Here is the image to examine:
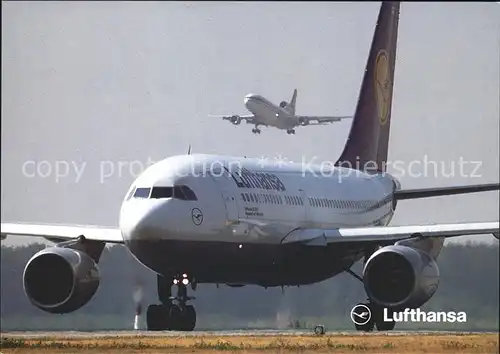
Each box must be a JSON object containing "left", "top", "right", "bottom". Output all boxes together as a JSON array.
[
  {"left": 211, "top": 89, "right": 353, "bottom": 135},
  {"left": 1, "top": 1, "right": 499, "bottom": 333}
]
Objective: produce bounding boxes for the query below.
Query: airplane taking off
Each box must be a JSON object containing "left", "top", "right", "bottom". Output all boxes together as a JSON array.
[
  {"left": 2, "top": 1, "right": 500, "bottom": 333},
  {"left": 212, "top": 89, "right": 353, "bottom": 134}
]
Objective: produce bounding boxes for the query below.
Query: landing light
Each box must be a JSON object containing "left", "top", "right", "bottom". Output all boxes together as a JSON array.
[
  {"left": 182, "top": 273, "right": 188, "bottom": 278},
  {"left": 182, "top": 278, "right": 189, "bottom": 285},
  {"left": 173, "top": 279, "right": 179, "bottom": 285}
]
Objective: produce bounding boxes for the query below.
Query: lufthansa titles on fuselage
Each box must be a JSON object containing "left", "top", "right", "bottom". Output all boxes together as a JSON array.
[{"left": 225, "top": 167, "right": 286, "bottom": 191}]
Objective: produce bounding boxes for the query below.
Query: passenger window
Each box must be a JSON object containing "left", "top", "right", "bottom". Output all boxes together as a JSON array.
[{"left": 134, "top": 187, "right": 151, "bottom": 199}]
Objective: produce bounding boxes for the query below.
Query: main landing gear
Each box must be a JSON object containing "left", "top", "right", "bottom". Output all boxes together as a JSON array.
[
  {"left": 346, "top": 247, "right": 395, "bottom": 332},
  {"left": 351, "top": 301, "right": 396, "bottom": 332},
  {"left": 147, "top": 273, "right": 197, "bottom": 331},
  {"left": 286, "top": 129, "right": 296, "bottom": 135},
  {"left": 252, "top": 125, "right": 261, "bottom": 134}
]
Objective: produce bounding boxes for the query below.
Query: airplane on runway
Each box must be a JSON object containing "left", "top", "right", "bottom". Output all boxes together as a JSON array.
[
  {"left": 211, "top": 89, "right": 353, "bottom": 134},
  {"left": 1, "top": 1, "right": 499, "bottom": 333}
]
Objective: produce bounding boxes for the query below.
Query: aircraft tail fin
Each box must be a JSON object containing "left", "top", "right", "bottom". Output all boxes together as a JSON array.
[
  {"left": 289, "top": 89, "right": 297, "bottom": 115},
  {"left": 335, "top": 2, "right": 400, "bottom": 173},
  {"left": 281, "top": 89, "right": 298, "bottom": 114}
]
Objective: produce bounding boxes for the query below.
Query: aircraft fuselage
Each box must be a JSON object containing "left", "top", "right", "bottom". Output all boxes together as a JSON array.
[
  {"left": 120, "top": 154, "right": 397, "bottom": 287},
  {"left": 244, "top": 94, "right": 295, "bottom": 129}
]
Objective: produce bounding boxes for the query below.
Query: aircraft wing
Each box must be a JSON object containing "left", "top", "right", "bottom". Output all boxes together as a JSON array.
[
  {"left": 0, "top": 223, "right": 124, "bottom": 244},
  {"left": 295, "top": 115, "right": 353, "bottom": 125},
  {"left": 211, "top": 114, "right": 260, "bottom": 125},
  {"left": 282, "top": 221, "right": 500, "bottom": 246}
]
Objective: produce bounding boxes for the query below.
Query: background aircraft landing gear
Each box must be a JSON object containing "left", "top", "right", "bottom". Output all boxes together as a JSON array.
[
  {"left": 146, "top": 274, "right": 197, "bottom": 331},
  {"left": 252, "top": 126, "right": 261, "bottom": 134},
  {"left": 286, "top": 129, "right": 295, "bottom": 135}
]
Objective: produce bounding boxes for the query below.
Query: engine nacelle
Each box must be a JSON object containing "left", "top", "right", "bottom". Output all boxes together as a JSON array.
[
  {"left": 298, "top": 117, "right": 308, "bottom": 126},
  {"left": 279, "top": 101, "right": 288, "bottom": 108},
  {"left": 23, "top": 247, "right": 100, "bottom": 314},
  {"left": 230, "top": 115, "right": 241, "bottom": 125},
  {"left": 363, "top": 245, "right": 439, "bottom": 310}
]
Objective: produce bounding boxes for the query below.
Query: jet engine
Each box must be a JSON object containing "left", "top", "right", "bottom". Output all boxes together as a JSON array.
[
  {"left": 230, "top": 115, "right": 242, "bottom": 125},
  {"left": 298, "top": 117, "right": 309, "bottom": 126},
  {"left": 279, "top": 101, "right": 288, "bottom": 108},
  {"left": 23, "top": 247, "right": 100, "bottom": 314},
  {"left": 363, "top": 245, "right": 439, "bottom": 310}
]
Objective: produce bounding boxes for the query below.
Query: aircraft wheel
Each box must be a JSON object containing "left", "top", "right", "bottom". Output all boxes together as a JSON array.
[
  {"left": 374, "top": 307, "right": 396, "bottom": 331},
  {"left": 314, "top": 324, "right": 326, "bottom": 335},
  {"left": 168, "top": 304, "right": 183, "bottom": 331},
  {"left": 354, "top": 319, "right": 374, "bottom": 332},
  {"left": 181, "top": 305, "right": 197, "bottom": 331},
  {"left": 147, "top": 304, "right": 169, "bottom": 331},
  {"left": 352, "top": 302, "right": 375, "bottom": 332}
]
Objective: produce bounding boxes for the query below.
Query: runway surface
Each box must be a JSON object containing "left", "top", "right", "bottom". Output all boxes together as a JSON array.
[{"left": 2, "top": 330, "right": 495, "bottom": 338}]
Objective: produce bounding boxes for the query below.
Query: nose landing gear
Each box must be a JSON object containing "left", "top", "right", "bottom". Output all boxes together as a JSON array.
[
  {"left": 286, "top": 129, "right": 295, "bottom": 135},
  {"left": 146, "top": 273, "right": 197, "bottom": 331}
]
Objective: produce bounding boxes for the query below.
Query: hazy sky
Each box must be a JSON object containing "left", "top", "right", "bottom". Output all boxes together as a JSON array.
[{"left": 1, "top": 1, "right": 499, "bottom": 245}]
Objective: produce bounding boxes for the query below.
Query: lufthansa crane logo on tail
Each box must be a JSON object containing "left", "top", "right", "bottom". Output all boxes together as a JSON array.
[{"left": 374, "top": 50, "right": 392, "bottom": 126}]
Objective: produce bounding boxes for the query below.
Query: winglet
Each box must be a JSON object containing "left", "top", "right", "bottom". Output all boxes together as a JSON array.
[{"left": 187, "top": 144, "right": 191, "bottom": 155}]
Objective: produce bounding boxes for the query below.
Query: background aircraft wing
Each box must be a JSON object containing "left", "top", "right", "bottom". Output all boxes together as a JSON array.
[
  {"left": 0, "top": 222, "right": 124, "bottom": 244},
  {"left": 210, "top": 114, "right": 259, "bottom": 125},
  {"left": 295, "top": 115, "right": 353, "bottom": 125},
  {"left": 282, "top": 221, "right": 500, "bottom": 246}
]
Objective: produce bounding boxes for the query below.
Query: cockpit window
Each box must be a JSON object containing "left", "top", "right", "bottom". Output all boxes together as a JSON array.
[
  {"left": 126, "top": 186, "right": 136, "bottom": 200},
  {"left": 150, "top": 185, "right": 197, "bottom": 201},
  {"left": 134, "top": 187, "right": 151, "bottom": 199},
  {"left": 150, "top": 187, "right": 173, "bottom": 199},
  {"left": 180, "top": 186, "right": 197, "bottom": 200}
]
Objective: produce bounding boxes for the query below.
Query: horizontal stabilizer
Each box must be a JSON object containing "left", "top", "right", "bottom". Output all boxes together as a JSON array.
[{"left": 395, "top": 182, "right": 499, "bottom": 200}]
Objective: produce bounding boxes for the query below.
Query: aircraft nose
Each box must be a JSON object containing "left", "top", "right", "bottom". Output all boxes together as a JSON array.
[{"left": 120, "top": 201, "right": 166, "bottom": 243}]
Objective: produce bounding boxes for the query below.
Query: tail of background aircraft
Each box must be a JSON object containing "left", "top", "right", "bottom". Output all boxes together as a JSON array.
[
  {"left": 280, "top": 89, "right": 298, "bottom": 115},
  {"left": 335, "top": 2, "right": 400, "bottom": 172}
]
